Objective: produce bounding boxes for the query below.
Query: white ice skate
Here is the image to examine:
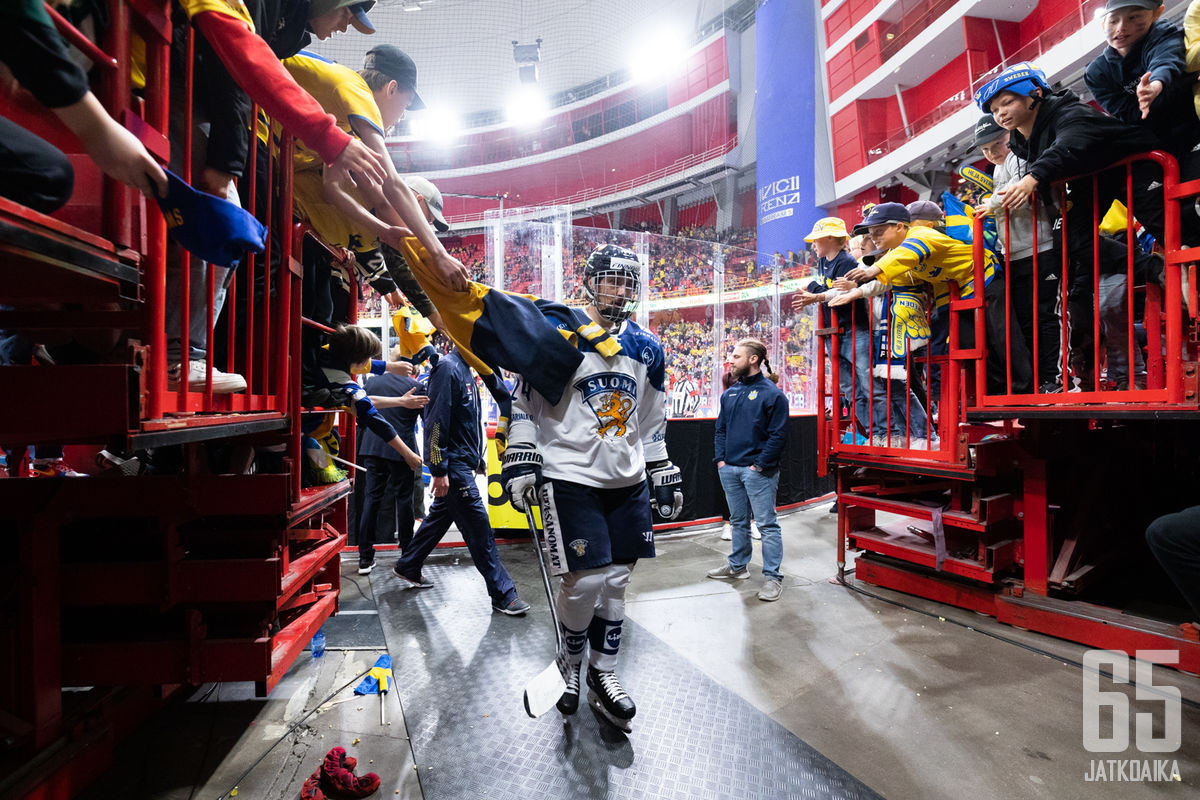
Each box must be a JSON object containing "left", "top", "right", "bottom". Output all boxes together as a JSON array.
[{"left": 586, "top": 666, "right": 635, "bottom": 733}]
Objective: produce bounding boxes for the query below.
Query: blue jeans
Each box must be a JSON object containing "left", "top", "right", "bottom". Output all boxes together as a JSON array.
[
  {"left": 165, "top": 256, "right": 230, "bottom": 361},
  {"left": 831, "top": 327, "right": 872, "bottom": 435},
  {"left": 871, "top": 378, "right": 931, "bottom": 440},
  {"left": 394, "top": 466, "right": 517, "bottom": 605},
  {"left": 718, "top": 464, "right": 782, "bottom": 580}
]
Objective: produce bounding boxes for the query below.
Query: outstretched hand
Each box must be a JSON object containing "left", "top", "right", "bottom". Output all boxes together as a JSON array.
[
  {"left": 845, "top": 265, "right": 880, "bottom": 283},
  {"left": 88, "top": 116, "right": 168, "bottom": 198},
  {"left": 1137, "top": 72, "right": 1163, "bottom": 120},
  {"left": 1000, "top": 174, "right": 1038, "bottom": 211},
  {"left": 327, "top": 139, "right": 388, "bottom": 188},
  {"left": 792, "top": 290, "right": 822, "bottom": 310},
  {"left": 433, "top": 251, "right": 471, "bottom": 292},
  {"left": 396, "top": 386, "right": 429, "bottom": 409},
  {"left": 828, "top": 287, "right": 864, "bottom": 307}
]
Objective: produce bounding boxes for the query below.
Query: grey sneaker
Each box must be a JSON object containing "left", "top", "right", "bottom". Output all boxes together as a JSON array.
[
  {"left": 393, "top": 564, "right": 433, "bottom": 589},
  {"left": 492, "top": 597, "right": 531, "bottom": 616},
  {"left": 758, "top": 579, "right": 784, "bottom": 602},
  {"left": 706, "top": 564, "right": 750, "bottom": 581}
]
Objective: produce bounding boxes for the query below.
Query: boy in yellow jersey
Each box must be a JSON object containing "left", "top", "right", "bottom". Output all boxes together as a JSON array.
[
  {"left": 841, "top": 201, "right": 1028, "bottom": 395},
  {"left": 282, "top": 45, "right": 467, "bottom": 293}
]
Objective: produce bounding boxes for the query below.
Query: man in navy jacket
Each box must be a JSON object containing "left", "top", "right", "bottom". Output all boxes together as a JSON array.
[
  {"left": 706, "top": 339, "right": 790, "bottom": 601},
  {"left": 392, "top": 347, "right": 530, "bottom": 616},
  {"left": 357, "top": 348, "right": 426, "bottom": 575}
]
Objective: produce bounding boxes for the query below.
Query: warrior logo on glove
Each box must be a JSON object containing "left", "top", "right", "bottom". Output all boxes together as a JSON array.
[{"left": 647, "top": 460, "right": 684, "bottom": 520}]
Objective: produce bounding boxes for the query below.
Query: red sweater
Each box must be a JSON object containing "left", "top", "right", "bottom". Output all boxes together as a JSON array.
[{"left": 192, "top": 10, "right": 351, "bottom": 165}]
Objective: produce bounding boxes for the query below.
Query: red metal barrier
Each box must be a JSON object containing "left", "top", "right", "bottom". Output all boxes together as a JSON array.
[
  {"left": 970, "top": 151, "right": 1197, "bottom": 412},
  {"left": 1, "top": 4, "right": 350, "bottom": 795},
  {"left": 818, "top": 277, "right": 964, "bottom": 468}
]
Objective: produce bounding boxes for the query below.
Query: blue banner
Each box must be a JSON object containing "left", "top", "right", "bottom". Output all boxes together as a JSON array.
[{"left": 755, "top": 0, "right": 822, "bottom": 267}]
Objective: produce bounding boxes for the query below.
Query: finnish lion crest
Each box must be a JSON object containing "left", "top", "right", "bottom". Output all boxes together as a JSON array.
[{"left": 574, "top": 372, "right": 639, "bottom": 439}]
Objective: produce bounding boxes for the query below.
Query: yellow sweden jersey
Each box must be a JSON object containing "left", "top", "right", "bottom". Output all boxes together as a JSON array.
[
  {"left": 875, "top": 226, "right": 995, "bottom": 300},
  {"left": 281, "top": 52, "right": 385, "bottom": 251}
]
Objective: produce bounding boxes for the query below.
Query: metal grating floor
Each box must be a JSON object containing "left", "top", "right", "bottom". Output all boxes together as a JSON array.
[{"left": 371, "top": 546, "right": 883, "bottom": 800}]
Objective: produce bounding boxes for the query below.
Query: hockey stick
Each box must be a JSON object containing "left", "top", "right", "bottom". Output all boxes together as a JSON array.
[{"left": 520, "top": 488, "right": 571, "bottom": 718}]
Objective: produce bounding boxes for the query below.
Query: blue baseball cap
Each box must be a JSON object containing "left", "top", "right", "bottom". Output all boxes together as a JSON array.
[
  {"left": 156, "top": 170, "right": 266, "bottom": 268},
  {"left": 854, "top": 201, "right": 910, "bottom": 234}
]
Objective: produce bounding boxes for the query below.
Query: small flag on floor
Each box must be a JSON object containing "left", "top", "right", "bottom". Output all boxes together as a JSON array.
[
  {"left": 356, "top": 654, "right": 393, "bottom": 725},
  {"left": 354, "top": 654, "right": 392, "bottom": 695}
]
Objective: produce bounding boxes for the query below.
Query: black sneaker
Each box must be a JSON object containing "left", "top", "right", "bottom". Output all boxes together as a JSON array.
[
  {"left": 357, "top": 561, "right": 375, "bottom": 575},
  {"left": 393, "top": 564, "right": 433, "bottom": 589},
  {"left": 492, "top": 597, "right": 531, "bottom": 616}
]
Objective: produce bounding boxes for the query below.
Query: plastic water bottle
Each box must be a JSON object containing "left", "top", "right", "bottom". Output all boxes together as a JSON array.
[{"left": 311, "top": 627, "right": 326, "bottom": 658}]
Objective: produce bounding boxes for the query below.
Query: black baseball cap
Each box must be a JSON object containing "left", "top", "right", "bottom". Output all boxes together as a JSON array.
[
  {"left": 364, "top": 45, "right": 425, "bottom": 110},
  {"left": 973, "top": 115, "right": 1005, "bottom": 147}
]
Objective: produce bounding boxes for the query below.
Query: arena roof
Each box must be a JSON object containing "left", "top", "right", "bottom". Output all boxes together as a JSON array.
[{"left": 307, "top": 0, "right": 741, "bottom": 123}]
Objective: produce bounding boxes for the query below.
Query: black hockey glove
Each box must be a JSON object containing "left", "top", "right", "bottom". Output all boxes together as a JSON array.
[
  {"left": 501, "top": 443, "right": 542, "bottom": 512},
  {"left": 647, "top": 460, "right": 683, "bottom": 520}
]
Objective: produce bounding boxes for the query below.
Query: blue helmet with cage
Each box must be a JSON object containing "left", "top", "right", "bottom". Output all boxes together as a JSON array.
[{"left": 973, "top": 62, "right": 1051, "bottom": 113}]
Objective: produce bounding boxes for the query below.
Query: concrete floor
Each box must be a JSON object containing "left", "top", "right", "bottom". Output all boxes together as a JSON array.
[{"left": 82, "top": 500, "right": 1199, "bottom": 799}]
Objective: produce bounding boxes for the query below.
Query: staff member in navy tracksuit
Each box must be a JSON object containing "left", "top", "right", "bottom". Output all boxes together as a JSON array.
[
  {"left": 706, "top": 338, "right": 790, "bottom": 602},
  {"left": 392, "top": 347, "right": 531, "bottom": 616}
]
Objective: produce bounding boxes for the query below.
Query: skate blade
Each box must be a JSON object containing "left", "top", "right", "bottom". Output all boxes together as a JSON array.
[
  {"left": 587, "top": 691, "right": 632, "bottom": 733},
  {"left": 523, "top": 661, "right": 567, "bottom": 718}
]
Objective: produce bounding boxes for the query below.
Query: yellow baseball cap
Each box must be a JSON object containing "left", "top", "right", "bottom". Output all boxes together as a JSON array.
[{"left": 804, "top": 217, "right": 850, "bottom": 242}]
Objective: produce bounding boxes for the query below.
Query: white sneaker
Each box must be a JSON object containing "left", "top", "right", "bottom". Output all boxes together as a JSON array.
[
  {"left": 168, "top": 360, "right": 247, "bottom": 394},
  {"left": 720, "top": 523, "right": 732, "bottom": 541},
  {"left": 751, "top": 522, "right": 761, "bottom": 540}
]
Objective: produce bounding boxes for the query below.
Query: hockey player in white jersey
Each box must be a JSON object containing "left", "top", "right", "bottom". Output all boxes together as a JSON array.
[{"left": 501, "top": 244, "right": 683, "bottom": 732}]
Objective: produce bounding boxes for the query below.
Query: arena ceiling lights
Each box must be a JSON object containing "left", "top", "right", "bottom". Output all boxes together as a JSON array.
[
  {"left": 505, "top": 86, "right": 550, "bottom": 127},
  {"left": 409, "top": 107, "right": 462, "bottom": 143},
  {"left": 629, "top": 26, "right": 689, "bottom": 85}
]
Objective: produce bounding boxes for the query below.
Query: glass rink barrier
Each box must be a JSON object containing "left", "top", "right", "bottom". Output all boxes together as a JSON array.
[{"left": 482, "top": 211, "right": 818, "bottom": 419}]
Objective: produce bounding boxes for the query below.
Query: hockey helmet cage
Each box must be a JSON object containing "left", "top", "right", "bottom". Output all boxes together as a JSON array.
[
  {"left": 973, "top": 62, "right": 1050, "bottom": 113},
  {"left": 584, "top": 244, "right": 642, "bottom": 325}
]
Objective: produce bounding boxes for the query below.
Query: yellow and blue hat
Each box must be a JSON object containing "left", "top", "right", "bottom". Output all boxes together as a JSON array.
[{"left": 804, "top": 217, "right": 850, "bottom": 242}]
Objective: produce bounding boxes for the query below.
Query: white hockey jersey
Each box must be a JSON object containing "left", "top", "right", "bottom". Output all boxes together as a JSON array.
[{"left": 508, "top": 312, "right": 669, "bottom": 489}]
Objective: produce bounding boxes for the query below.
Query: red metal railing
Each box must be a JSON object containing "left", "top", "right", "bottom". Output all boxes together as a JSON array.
[
  {"left": 152, "top": 20, "right": 297, "bottom": 422},
  {"left": 970, "top": 151, "right": 1197, "bottom": 411},
  {"left": 818, "top": 150, "right": 1199, "bottom": 472},
  {"left": 818, "top": 289, "right": 964, "bottom": 471}
]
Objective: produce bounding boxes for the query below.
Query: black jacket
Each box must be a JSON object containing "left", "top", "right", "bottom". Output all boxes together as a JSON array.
[
  {"left": 1007, "top": 89, "right": 1161, "bottom": 207},
  {"left": 1085, "top": 20, "right": 1200, "bottom": 154},
  {"left": 358, "top": 373, "right": 422, "bottom": 461},
  {"left": 179, "top": 0, "right": 313, "bottom": 178}
]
